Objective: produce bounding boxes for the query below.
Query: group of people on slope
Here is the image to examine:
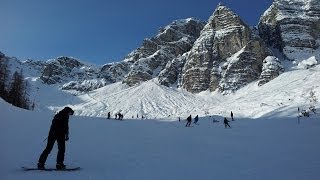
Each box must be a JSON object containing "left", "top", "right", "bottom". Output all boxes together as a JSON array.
[
  {"left": 184, "top": 111, "right": 234, "bottom": 128},
  {"left": 107, "top": 112, "right": 148, "bottom": 120},
  {"left": 107, "top": 111, "right": 124, "bottom": 120},
  {"left": 185, "top": 115, "right": 199, "bottom": 127}
]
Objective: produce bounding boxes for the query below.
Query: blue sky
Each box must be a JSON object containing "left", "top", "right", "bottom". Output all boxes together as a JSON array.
[{"left": 0, "top": 0, "right": 273, "bottom": 65}]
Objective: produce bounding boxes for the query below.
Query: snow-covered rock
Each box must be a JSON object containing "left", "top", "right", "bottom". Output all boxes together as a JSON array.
[
  {"left": 181, "top": 5, "right": 271, "bottom": 93},
  {"left": 40, "top": 56, "right": 99, "bottom": 85},
  {"left": 259, "top": 0, "right": 320, "bottom": 61},
  {"left": 98, "top": 61, "right": 130, "bottom": 83},
  {"left": 122, "top": 18, "right": 205, "bottom": 86},
  {"left": 219, "top": 39, "right": 272, "bottom": 93},
  {"left": 258, "top": 56, "right": 285, "bottom": 86},
  {"left": 61, "top": 79, "right": 108, "bottom": 92},
  {"left": 297, "top": 56, "right": 318, "bottom": 69},
  {"left": 158, "top": 52, "right": 189, "bottom": 87}
]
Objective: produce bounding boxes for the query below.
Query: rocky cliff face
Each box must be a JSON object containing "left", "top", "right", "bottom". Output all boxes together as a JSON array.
[
  {"left": 259, "top": 0, "right": 320, "bottom": 61},
  {"left": 99, "top": 61, "right": 130, "bottom": 84},
  {"left": 218, "top": 38, "right": 272, "bottom": 93},
  {"left": 179, "top": 5, "right": 271, "bottom": 93},
  {"left": 158, "top": 52, "right": 189, "bottom": 87},
  {"left": 144, "top": 1, "right": 318, "bottom": 93},
  {"left": 122, "top": 18, "right": 205, "bottom": 86},
  {"left": 40, "top": 56, "right": 99, "bottom": 85}
]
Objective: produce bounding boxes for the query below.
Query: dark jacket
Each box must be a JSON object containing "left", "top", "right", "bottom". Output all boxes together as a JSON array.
[
  {"left": 224, "top": 118, "right": 229, "bottom": 124},
  {"left": 194, "top": 115, "right": 199, "bottom": 123},
  {"left": 49, "top": 107, "right": 73, "bottom": 137},
  {"left": 187, "top": 115, "right": 192, "bottom": 122}
]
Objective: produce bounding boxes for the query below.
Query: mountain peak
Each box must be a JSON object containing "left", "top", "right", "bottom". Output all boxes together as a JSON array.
[
  {"left": 259, "top": 0, "right": 320, "bottom": 61},
  {"left": 216, "top": 2, "right": 228, "bottom": 10}
]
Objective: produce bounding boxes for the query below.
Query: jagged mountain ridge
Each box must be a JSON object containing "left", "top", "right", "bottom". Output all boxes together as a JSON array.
[
  {"left": 160, "top": 0, "right": 319, "bottom": 93},
  {"left": 1, "top": 0, "right": 319, "bottom": 94},
  {"left": 119, "top": 18, "right": 206, "bottom": 86},
  {"left": 160, "top": 5, "right": 276, "bottom": 93},
  {"left": 259, "top": 0, "right": 320, "bottom": 61}
]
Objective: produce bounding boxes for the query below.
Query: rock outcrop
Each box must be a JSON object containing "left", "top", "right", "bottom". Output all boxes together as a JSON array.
[
  {"left": 122, "top": 18, "right": 205, "bottom": 86},
  {"left": 219, "top": 38, "right": 272, "bottom": 93},
  {"left": 61, "top": 79, "right": 108, "bottom": 92},
  {"left": 158, "top": 52, "right": 189, "bottom": 87},
  {"left": 99, "top": 62, "right": 131, "bottom": 84},
  {"left": 258, "top": 56, "right": 284, "bottom": 86},
  {"left": 259, "top": 0, "right": 320, "bottom": 61},
  {"left": 181, "top": 5, "right": 271, "bottom": 93},
  {"left": 40, "top": 57, "right": 98, "bottom": 85}
]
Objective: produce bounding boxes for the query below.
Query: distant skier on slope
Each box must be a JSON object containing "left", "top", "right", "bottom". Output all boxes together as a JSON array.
[
  {"left": 194, "top": 115, "right": 199, "bottom": 124},
  {"left": 118, "top": 113, "right": 123, "bottom": 120},
  {"left": 224, "top": 117, "right": 231, "bottom": 128},
  {"left": 107, "top": 112, "right": 111, "bottom": 119},
  {"left": 231, "top": 111, "right": 234, "bottom": 121},
  {"left": 186, "top": 115, "right": 192, "bottom": 127},
  {"left": 38, "top": 107, "right": 74, "bottom": 170}
]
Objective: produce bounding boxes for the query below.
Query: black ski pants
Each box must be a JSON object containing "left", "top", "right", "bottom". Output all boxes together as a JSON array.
[
  {"left": 224, "top": 123, "right": 231, "bottom": 128},
  {"left": 38, "top": 134, "right": 65, "bottom": 164}
]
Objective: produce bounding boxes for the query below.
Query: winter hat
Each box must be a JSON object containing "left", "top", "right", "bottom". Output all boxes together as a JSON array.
[{"left": 63, "top": 107, "right": 74, "bottom": 115}]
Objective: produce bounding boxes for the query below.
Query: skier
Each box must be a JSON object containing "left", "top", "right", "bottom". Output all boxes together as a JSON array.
[
  {"left": 107, "top": 112, "right": 110, "bottom": 119},
  {"left": 119, "top": 113, "right": 123, "bottom": 120},
  {"left": 231, "top": 111, "right": 234, "bottom": 121},
  {"left": 186, "top": 115, "right": 192, "bottom": 127},
  {"left": 38, "top": 107, "right": 74, "bottom": 170},
  {"left": 224, "top": 117, "right": 231, "bottom": 128},
  {"left": 194, "top": 115, "right": 199, "bottom": 124}
]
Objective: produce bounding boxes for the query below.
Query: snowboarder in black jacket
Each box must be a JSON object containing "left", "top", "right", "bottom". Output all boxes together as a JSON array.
[
  {"left": 186, "top": 115, "right": 192, "bottom": 127},
  {"left": 224, "top": 117, "right": 231, "bottom": 128},
  {"left": 38, "top": 107, "right": 74, "bottom": 170}
]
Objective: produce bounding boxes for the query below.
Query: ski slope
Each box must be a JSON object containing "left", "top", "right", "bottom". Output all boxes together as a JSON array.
[
  {"left": 27, "top": 64, "right": 320, "bottom": 120},
  {"left": 1, "top": 98, "right": 320, "bottom": 180}
]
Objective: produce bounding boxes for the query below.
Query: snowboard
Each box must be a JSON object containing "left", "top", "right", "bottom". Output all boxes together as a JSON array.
[{"left": 22, "top": 166, "right": 81, "bottom": 171}]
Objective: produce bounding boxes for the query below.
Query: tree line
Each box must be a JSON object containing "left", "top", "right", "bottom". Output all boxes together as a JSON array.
[{"left": 0, "top": 58, "right": 31, "bottom": 109}]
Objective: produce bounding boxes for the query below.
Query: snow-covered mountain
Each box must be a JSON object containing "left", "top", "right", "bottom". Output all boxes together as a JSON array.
[
  {"left": 2, "top": 47, "right": 319, "bottom": 119},
  {"left": 1, "top": 0, "right": 319, "bottom": 118},
  {"left": 259, "top": 0, "right": 320, "bottom": 61}
]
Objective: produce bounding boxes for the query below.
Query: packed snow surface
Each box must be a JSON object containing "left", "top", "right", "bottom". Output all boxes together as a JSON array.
[{"left": 1, "top": 97, "right": 320, "bottom": 180}]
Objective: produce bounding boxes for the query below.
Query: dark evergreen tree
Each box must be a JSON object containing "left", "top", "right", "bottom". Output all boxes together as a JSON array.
[
  {"left": 8, "top": 70, "right": 29, "bottom": 109},
  {"left": 0, "top": 58, "right": 10, "bottom": 100}
]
